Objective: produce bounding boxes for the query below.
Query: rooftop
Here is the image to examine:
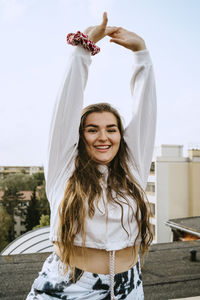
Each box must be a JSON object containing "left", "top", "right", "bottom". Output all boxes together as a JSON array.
[
  {"left": 166, "top": 216, "right": 200, "bottom": 237},
  {"left": 0, "top": 241, "right": 200, "bottom": 300},
  {"left": 1, "top": 226, "right": 53, "bottom": 256}
]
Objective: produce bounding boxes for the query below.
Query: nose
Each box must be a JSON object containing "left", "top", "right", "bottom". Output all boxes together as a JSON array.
[{"left": 98, "top": 130, "right": 108, "bottom": 142}]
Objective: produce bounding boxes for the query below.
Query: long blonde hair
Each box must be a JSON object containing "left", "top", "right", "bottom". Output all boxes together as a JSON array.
[{"left": 58, "top": 103, "right": 153, "bottom": 277}]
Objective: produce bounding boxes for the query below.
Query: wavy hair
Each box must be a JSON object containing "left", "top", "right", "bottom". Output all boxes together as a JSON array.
[{"left": 58, "top": 103, "right": 153, "bottom": 278}]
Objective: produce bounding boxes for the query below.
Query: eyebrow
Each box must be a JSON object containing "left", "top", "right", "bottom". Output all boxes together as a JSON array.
[{"left": 85, "top": 124, "right": 118, "bottom": 128}]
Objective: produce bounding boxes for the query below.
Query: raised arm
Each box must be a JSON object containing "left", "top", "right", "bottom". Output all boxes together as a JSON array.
[
  {"left": 109, "top": 28, "right": 157, "bottom": 190},
  {"left": 125, "top": 50, "right": 156, "bottom": 190},
  {"left": 45, "top": 13, "right": 119, "bottom": 201},
  {"left": 44, "top": 47, "right": 91, "bottom": 199}
]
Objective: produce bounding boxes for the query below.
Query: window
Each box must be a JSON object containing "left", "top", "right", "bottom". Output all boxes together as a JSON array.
[
  {"left": 151, "top": 224, "right": 155, "bottom": 236},
  {"left": 150, "top": 162, "right": 155, "bottom": 173},
  {"left": 149, "top": 203, "right": 155, "bottom": 216},
  {"left": 146, "top": 182, "right": 155, "bottom": 193}
]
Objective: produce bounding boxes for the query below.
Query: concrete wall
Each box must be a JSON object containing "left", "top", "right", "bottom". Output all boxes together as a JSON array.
[
  {"left": 156, "top": 161, "right": 170, "bottom": 243},
  {"left": 189, "top": 162, "right": 200, "bottom": 216},
  {"left": 169, "top": 162, "right": 189, "bottom": 219}
]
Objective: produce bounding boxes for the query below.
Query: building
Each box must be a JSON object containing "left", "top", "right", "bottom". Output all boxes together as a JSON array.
[
  {"left": 0, "top": 226, "right": 52, "bottom": 255},
  {"left": 146, "top": 144, "right": 200, "bottom": 243},
  {"left": 0, "top": 165, "right": 43, "bottom": 179},
  {"left": 165, "top": 216, "right": 200, "bottom": 242}
]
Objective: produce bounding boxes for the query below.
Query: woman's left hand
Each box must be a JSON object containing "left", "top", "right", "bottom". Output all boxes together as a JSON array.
[
  {"left": 84, "top": 12, "right": 118, "bottom": 43},
  {"left": 108, "top": 27, "right": 146, "bottom": 52}
]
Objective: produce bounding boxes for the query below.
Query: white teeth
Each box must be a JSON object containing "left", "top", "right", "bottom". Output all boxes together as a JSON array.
[{"left": 95, "top": 146, "right": 110, "bottom": 149}]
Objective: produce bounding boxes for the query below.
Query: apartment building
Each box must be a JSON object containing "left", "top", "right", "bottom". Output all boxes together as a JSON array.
[{"left": 146, "top": 144, "right": 200, "bottom": 243}]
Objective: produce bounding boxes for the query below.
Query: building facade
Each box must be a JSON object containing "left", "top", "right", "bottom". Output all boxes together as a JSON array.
[{"left": 146, "top": 145, "right": 200, "bottom": 243}]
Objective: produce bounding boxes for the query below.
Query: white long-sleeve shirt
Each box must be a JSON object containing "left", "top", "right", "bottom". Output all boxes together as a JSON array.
[{"left": 44, "top": 46, "right": 157, "bottom": 251}]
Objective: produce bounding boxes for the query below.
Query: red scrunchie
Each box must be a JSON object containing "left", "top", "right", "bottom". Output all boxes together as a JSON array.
[{"left": 66, "top": 31, "right": 100, "bottom": 56}]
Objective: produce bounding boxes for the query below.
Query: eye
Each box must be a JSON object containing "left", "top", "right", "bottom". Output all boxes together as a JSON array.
[
  {"left": 87, "top": 129, "right": 97, "bottom": 133},
  {"left": 108, "top": 129, "right": 117, "bottom": 132}
]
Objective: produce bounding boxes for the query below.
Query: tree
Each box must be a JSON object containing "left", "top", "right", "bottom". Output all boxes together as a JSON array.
[
  {"left": 24, "top": 187, "right": 40, "bottom": 231},
  {"left": 33, "top": 214, "right": 50, "bottom": 229},
  {"left": 0, "top": 172, "right": 45, "bottom": 192},
  {"left": 37, "top": 181, "right": 50, "bottom": 216},
  {"left": 2, "top": 187, "right": 24, "bottom": 241},
  {"left": 0, "top": 171, "right": 49, "bottom": 237},
  {"left": 32, "top": 172, "right": 45, "bottom": 186},
  {"left": 0, "top": 207, "right": 12, "bottom": 252},
  {"left": 0, "top": 173, "right": 35, "bottom": 191}
]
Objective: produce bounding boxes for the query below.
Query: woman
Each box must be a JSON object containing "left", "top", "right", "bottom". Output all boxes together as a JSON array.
[{"left": 26, "top": 12, "right": 156, "bottom": 300}]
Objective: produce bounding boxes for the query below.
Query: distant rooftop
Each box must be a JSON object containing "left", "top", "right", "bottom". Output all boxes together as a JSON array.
[
  {"left": 1, "top": 226, "right": 53, "bottom": 256},
  {"left": 0, "top": 241, "right": 200, "bottom": 300},
  {"left": 166, "top": 216, "right": 200, "bottom": 237}
]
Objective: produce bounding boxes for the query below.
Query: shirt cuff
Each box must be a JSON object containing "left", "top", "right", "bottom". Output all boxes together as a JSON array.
[
  {"left": 132, "top": 49, "right": 152, "bottom": 65},
  {"left": 72, "top": 45, "right": 92, "bottom": 61}
]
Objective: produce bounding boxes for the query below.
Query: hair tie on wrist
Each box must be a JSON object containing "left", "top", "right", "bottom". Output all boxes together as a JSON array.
[{"left": 66, "top": 31, "right": 100, "bottom": 56}]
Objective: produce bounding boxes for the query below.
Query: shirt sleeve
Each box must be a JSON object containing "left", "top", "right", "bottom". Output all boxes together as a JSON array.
[
  {"left": 124, "top": 49, "right": 157, "bottom": 190},
  {"left": 44, "top": 46, "right": 92, "bottom": 201}
]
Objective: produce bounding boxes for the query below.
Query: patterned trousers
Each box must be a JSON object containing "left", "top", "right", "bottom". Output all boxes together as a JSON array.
[{"left": 26, "top": 252, "right": 144, "bottom": 300}]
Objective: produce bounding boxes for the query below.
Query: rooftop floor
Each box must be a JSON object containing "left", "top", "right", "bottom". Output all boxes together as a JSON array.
[{"left": 0, "top": 240, "right": 200, "bottom": 300}]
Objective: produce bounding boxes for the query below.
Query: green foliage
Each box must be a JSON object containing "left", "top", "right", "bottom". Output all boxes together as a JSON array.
[
  {"left": 0, "top": 173, "right": 35, "bottom": 191},
  {"left": 0, "top": 172, "right": 45, "bottom": 191},
  {"left": 0, "top": 171, "right": 50, "bottom": 238},
  {"left": 32, "top": 172, "right": 45, "bottom": 186},
  {"left": 0, "top": 207, "right": 12, "bottom": 252},
  {"left": 24, "top": 187, "right": 40, "bottom": 231},
  {"left": 33, "top": 214, "right": 50, "bottom": 229},
  {"left": 2, "top": 187, "right": 25, "bottom": 241},
  {"left": 2, "top": 187, "right": 24, "bottom": 216},
  {"left": 37, "top": 181, "right": 50, "bottom": 216}
]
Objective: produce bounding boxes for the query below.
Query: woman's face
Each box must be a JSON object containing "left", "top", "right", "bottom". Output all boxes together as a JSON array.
[{"left": 83, "top": 112, "right": 121, "bottom": 164}]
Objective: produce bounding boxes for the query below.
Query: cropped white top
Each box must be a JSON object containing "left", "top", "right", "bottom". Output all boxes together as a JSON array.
[{"left": 44, "top": 46, "right": 157, "bottom": 251}]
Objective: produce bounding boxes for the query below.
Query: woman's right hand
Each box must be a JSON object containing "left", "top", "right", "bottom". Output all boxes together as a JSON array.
[
  {"left": 109, "top": 27, "right": 146, "bottom": 52},
  {"left": 84, "top": 12, "right": 118, "bottom": 44}
]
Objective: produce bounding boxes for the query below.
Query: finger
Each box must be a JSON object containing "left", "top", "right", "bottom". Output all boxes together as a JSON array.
[
  {"left": 107, "top": 31, "right": 119, "bottom": 37},
  {"left": 107, "top": 27, "right": 120, "bottom": 36},
  {"left": 105, "top": 27, "right": 119, "bottom": 36},
  {"left": 106, "top": 26, "right": 118, "bottom": 29},
  {"left": 101, "top": 12, "right": 108, "bottom": 28},
  {"left": 109, "top": 38, "right": 125, "bottom": 47}
]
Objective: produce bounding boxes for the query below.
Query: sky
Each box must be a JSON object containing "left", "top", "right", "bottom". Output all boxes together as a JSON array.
[{"left": 0, "top": 0, "right": 200, "bottom": 166}]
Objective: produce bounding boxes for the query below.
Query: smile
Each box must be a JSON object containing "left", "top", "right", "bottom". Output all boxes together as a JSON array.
[{"left": 94, "top": 145, "right": 111, "bottom": 151}]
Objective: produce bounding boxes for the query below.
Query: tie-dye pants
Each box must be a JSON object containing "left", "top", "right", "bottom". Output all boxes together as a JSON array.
[{"left": 26, "top": 252, "right": 144, "bottom": 300}]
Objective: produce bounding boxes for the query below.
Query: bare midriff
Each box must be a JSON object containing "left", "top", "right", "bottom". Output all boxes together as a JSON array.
[{"left": 53, "top": 242, "right": 140, "bottom": 274}]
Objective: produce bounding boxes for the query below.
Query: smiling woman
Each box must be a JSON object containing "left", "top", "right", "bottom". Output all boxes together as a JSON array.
[
  {"left": 26, "top": 12, "right": 156, "bottom": 300},
  {"left": 83, "top": 111, "right": 121, "bottom": 164}
]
